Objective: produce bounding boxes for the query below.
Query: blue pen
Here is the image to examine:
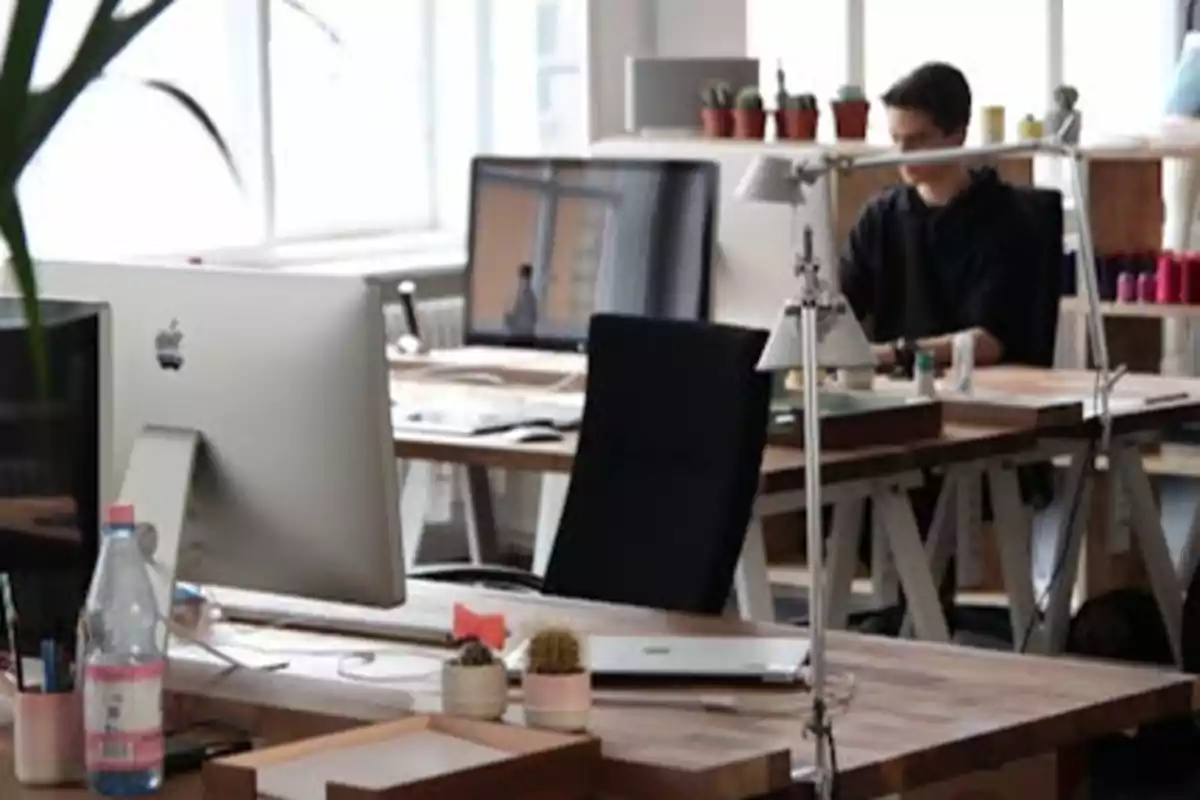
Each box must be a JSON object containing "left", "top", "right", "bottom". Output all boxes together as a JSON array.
[{"left": 41, "top": 639, "right": 58, "bottom": 693}]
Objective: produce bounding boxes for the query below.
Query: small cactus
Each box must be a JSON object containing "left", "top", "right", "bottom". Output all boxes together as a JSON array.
[
  {"left": 774, "top": 61, "right": 788, "bottom": 110},
  {"left": 783, "top": 93, "right": 818, "bottom": 111},
  {"left": 451, "top": 636, "right": 496, "bottom": 667},
  {"left": 835, "top": 84, "right": 866, "bottom": 103},
  {"left": 525, "top": 627, "right": 584, "bottom": 675},
  {"left": 700, "top": 80, "right": 733, "bottom": 109},
  {"left": 735, "top": 86, "right": 764, "bottom": 111}
]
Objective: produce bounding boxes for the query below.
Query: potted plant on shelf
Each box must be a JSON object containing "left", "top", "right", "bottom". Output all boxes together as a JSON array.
[
  {"left": 441, "top": 636, "right": 509, "bottom": 721},
  {"left": 699, "top": 81, "right": 734, "bottom": 138},
  {"left": 733, "top": 86, "right": 767, "bottom": 140},
  {"left": 1018, "top": 113, "right": 1045, "bottom": 141},
  {"left": 832, "top": 84, "right": 870, "bottom": 140},
  {"left": 777, "top": 93, "right": 819, "bottom": 141},
  {"left": 521, "top": 626, "right": 590, "bottom": 731}
]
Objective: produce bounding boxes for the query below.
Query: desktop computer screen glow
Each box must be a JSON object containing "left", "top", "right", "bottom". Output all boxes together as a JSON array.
[{"left": 464, "top": 157, "right": 717, "bottom": 351}]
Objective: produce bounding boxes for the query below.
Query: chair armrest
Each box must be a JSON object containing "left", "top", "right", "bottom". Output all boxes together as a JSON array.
[{"left": 408, "top": 563, "right": 545, "bottom": 592}]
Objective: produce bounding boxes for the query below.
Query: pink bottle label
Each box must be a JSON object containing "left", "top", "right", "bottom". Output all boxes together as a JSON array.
[{"left": 83, "top": 661, "right": 165, "bottom": 772}]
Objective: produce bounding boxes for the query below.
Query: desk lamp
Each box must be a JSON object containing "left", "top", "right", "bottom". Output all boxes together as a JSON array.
[{"left": 737, "top": 139, "right": 1111, "bottom": 800}]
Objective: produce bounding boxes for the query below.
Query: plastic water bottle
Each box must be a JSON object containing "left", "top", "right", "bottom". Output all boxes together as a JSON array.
[{"left": 82, "top": 504, "right": 165, "bottom": 796}]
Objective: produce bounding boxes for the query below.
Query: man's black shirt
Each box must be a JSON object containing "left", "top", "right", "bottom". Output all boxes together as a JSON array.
[{"left": 838, "top": 168, "right": 1030, "bottom": 363}]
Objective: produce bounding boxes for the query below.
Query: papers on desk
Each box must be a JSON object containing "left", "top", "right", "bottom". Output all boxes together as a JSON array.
[{"left": 391, "top": 387, "right": 584, "bottom": 437}]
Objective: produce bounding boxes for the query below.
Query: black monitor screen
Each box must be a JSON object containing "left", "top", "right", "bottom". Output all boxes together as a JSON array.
[
  {"left": 464, "top": 157, "right": 717, "bottom": 351},
  {"left": 0, "top": 299, "right": 102, "bottom": 651}
]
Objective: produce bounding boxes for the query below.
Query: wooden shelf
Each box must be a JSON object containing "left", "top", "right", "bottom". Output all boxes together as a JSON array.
[{"left": 1059, "top": 297, "right": 1200, "bottom": 319}]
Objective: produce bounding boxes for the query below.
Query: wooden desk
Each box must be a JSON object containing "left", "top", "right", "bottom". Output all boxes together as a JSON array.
[
  {"left": 5, "top": 581, "right": 1195, "bottom": 799},
  {"left": 970, "top": 367, "right": 1200, "bottom": 661}
]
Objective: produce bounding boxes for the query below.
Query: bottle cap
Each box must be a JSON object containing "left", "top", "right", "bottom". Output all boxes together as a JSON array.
[
  {"left": 106, "top": 504, "right": 135, "bottom": 526},
  {"left": 915, "top": 351, "right": 934, "bottom": 370}
]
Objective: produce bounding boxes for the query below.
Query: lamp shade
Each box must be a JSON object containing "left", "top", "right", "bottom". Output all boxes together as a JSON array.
[
  {"left": 757, "top": 299, "right": 875, "bottom": 372},
  {"left": 735, "top": 155, "right": 802, "bottom": 205}
]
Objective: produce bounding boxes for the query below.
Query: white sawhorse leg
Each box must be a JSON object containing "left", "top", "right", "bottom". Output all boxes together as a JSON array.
[
  {"left": 986, "top": 463, "right": 1044, "bottom": 653},
  {"left": 400, "top": 461, "right": 500, "bottom": 569},
  {"left": 733, "top": 512, "right": 775, "bottom": 622},
  {"left": 873, "top": 485, "right": 950, "bottom": 642},
  {"left": 531, "top": 473, "right": 571, "bottom": 576},
  {"left": 1110, "top": 445, "right": 1185, "bottom": 665},
  {"left": 400, "top": 460, "right": 435, "bottom": 570},
  {"left": 826, "top": 473, "right": 923, "bottom": 631}
]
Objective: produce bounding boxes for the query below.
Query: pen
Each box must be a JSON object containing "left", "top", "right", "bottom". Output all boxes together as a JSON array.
[
  {"left": 41, "top": 639, "right": 59, "bottom": 693},
  {"left": 1146, "top": 391, "right": 1190, "bottom": 407},
  {"left": 0, "top": 574, "right": 23, "bottom": 692}
]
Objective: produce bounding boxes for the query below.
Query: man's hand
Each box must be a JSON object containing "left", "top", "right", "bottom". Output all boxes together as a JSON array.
[{"left": 871, "top": 343, "right": 895, "bottom": 371}]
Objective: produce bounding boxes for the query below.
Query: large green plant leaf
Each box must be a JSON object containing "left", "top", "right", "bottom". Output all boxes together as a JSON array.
[
  {"left": 135, "top": 77, "right": 242, "bottom": 188},
  {"left": 12, "top": 0, "right": 177, "bottom": 182},
  {"left": 0, "top": 1, "right": 50, "bottom": 162},
  {"left": 0, "top": 193, "right": 45, "bottom": 393}
]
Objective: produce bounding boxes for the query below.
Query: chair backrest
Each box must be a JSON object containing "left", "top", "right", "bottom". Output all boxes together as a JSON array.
[
  {"left": 541, "top": 314, "right": 771, "bottom": 614},
  {"left": 1009, "top": 186, "right": 1064, "bottom": 367}
]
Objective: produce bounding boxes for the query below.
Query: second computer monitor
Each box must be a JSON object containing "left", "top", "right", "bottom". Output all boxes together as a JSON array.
[{"left": 465, "top": 156, "right": 717, "bottom": 351}]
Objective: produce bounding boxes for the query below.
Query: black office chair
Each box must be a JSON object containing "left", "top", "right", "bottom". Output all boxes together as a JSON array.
[
  {"left": 410, "top": 313, "right": 772, "bottom": 615},
  {"left": 1011, "top": 186, "right": 1065, "bottom": 368}
]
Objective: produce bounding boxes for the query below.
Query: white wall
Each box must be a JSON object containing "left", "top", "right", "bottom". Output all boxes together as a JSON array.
[{"left": 587, "top": 0, "right": 748, "bottom": 139}]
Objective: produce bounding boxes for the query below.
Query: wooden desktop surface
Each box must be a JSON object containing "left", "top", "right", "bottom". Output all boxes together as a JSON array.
[{"left": 6, "top": 581, "right": 1192, "bottom": 800}]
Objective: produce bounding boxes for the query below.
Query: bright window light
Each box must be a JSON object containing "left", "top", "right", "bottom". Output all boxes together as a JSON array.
[{"left": 863, "top": 0, "right": 1049, "bottom": 142}]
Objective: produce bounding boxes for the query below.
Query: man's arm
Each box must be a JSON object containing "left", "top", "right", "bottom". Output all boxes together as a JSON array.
[
  {"left": 872, "top": 243, "right": 1011, "bottom": 370},
  {"left": 872, "top": 328, "right": 1002, "bottom": 370}
]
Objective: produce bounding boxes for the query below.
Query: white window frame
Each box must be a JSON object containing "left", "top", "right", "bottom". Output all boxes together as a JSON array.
[{"left": 196, "top": 0, "right": 588, "bottom": 261}]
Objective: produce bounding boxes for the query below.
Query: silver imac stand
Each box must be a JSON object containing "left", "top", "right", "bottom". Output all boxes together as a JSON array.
[{"left": 118, "top": 425, "right": 284, "bottom": 671}]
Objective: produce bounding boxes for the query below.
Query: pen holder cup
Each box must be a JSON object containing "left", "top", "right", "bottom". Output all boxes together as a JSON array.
[{"left": 13, "top": 690, "right": 84, "bottom": 786}]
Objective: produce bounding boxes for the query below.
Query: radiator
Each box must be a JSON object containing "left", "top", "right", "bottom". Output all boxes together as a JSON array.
[{"left": 383, "top": 295, "right": 464, "bottom": 349}]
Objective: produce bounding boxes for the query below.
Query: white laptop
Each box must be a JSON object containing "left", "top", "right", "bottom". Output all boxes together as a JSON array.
[{"left": 504, "top": 635, "right": 810, "bottom": 685}]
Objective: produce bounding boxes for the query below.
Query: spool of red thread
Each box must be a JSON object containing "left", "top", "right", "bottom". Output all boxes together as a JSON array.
[
  {"left": 1157, "top": 252, "right": 1182, "bottom": 304},
  {"left": 1137, "top": 272, "right": 1157, "bottom": 303},
  {"left": 1116, "top": 271, "right": 1137, "bottom": 303},
  {"left": 1185, "top": 254, "right": 1200, "bottom": 304}
]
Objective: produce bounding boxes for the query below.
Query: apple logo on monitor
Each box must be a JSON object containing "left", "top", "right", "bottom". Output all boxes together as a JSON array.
[{"left": 155, "top": 319, "right": 184, "bottom": 371}]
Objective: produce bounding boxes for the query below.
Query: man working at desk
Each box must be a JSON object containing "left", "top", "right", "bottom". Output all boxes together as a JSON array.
[{"left": 840, "top": 62, "right": 1027, "bottom": 373}]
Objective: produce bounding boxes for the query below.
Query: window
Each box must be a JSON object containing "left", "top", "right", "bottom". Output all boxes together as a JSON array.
[
  {"left": 748, "top": 0, "right": 848, "bottom": 140},
  {"left": 11, "top": 0, "right": 587, "bottom": 261},
  {"left": 1063, "top": 0, "right": 1177, "bottom": 137},
  {"left": 863, "top": 0, "right": 1048, "bottom": 142}
]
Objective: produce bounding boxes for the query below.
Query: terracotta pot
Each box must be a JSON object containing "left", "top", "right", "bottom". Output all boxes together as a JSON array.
[
  {"left": 776, "top": 108, "right": 819, "bottom": 141},
  {"left": 700, "top": 108, "right": 733, "bottom": 138},
  {"left": 441, "top": 662, "right": 508, "bottom": 721},
  {"left": 832, "top": 99, "right": 870, "bottom": 140},
  {"left": 522, "top": 671, "right": 591, "bottom": 731},
  {"left": 732, "top": 109, "right": 767, "bottom": 140}
]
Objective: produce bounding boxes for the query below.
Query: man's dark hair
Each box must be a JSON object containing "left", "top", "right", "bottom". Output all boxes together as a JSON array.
[{"left": 881, "top": 62, "right": 972, "bottom": 135}]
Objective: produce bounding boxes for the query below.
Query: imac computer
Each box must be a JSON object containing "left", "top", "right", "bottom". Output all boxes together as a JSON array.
[
  {"left": 0, "top": 299, "right": 109, "bottom": 653},
  {"left": 464, "top": 156, "right": 718, "bottom": 353},
  {"left": 5, "top": 262, "right": 405, "bottom": 622}
]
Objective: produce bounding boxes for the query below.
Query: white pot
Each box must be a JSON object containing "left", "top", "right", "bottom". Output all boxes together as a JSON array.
[
  {"left": 522, "top": 671, "right": 591, "bottom": 732},
  {"left": 441, "top": 662, "right": 508, "bottom": 721}
]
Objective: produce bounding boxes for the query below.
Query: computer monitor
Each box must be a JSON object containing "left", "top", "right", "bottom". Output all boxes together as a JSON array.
[
  {"left": 464, "top": 156, "right": 717, "bottom": 352},
  {"left": 0, "top": 299, "right": 109, "bottom": 651},
  {"left": 7, "top": 262, "right": 405, "bottom": 612}
]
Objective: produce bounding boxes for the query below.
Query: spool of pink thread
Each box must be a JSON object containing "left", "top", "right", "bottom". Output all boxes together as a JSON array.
[
  {"left": 1157, "top": 252, "right": 1182, "bottom": 304},
  {"left": 1137, "top": 272, "right": 1156, "bottom": 303},
  {"left": 1116, "top": 271, "right": 1137, "bottom": 303}
]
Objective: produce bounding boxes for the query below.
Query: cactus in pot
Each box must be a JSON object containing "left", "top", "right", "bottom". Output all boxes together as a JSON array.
[
  {"left": 733, "top": 86, "right": 767, "bottom": 140},
  {"left": 832, "top": 83, "right": 870, "bottom": 141},
  {"left": 441, "top": 636, "right": 508, "bottom": 720},
  {"left": 521, "top": 627, "right": 590, "bottom": 730},
  {"left": 777, "top": 92, "right": 820, "bottom": 141},
  {"left": 699, "top": 80, "right": 734, "bottom": 138}
]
